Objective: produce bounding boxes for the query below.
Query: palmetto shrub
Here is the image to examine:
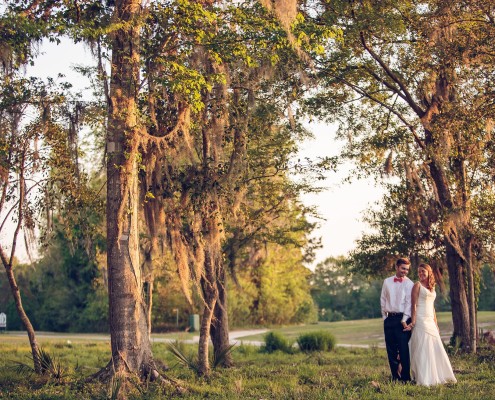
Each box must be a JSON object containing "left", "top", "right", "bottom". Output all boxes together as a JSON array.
[
  {"left": 263, "top": 331, "right": 293, "bottom": 354},
  {"left": 296, "top": 331, "right": 336, "bottom": 352}
]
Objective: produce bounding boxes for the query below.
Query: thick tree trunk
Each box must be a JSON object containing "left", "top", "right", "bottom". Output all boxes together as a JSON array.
[
  {"left": 106, "top": 130, "right": 156, "bottom": 378},
  {"left": 100, "top": 0, "right": 159, "bottom": 381},
  {"left": 210, "top": 267, "right": 234, "bottom": 368},
  {"left": 445, "top": 242, "right": 471, "bottom": 347},
  {"left": 428, "top": 153, "right": 477, "bottom": 352}
]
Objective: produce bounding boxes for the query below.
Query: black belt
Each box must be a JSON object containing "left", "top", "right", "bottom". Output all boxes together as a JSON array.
[{"left": 387, "top": 312, "right": 403, "bottom": 317}]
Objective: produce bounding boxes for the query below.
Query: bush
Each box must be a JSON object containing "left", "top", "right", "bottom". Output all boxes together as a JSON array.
[
  {"left": 263, "top": 331, "right": 293, "bottom": 353},
  {"left": 296, "top": 331, "right": 336, "bottom": 352},
  {"left": 292, "top": 300, "right": 319, "bottom": 324}
]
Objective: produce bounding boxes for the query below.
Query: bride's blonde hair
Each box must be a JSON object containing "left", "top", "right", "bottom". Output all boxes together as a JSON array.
[{"left": 418, "top": 263, "right": 436, "bottom": 291}]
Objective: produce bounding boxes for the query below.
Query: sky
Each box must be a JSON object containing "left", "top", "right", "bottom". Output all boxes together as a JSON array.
[
  {"left": 295, "top": 123, "right": 385, "bottom": 268},
  {"left": 5, "top": 39, "right": 386, "bottom": 268}
]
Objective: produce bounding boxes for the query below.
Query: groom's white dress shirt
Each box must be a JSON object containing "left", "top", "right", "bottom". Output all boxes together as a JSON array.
[{"left": 380, "top": 276, "right": 414, "bottom": 324}]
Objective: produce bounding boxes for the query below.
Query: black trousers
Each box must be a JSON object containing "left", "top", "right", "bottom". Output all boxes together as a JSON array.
[{"left": 384, "top": 314, "right": 412, "bottom": 382}]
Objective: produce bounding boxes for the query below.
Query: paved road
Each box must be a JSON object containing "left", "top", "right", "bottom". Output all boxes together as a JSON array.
[
  {"left": 2, "top": 329, "right": 268, "bottom": 345},
  {"left": 2, "top": 329, "right": 372, "bottom": 348}
]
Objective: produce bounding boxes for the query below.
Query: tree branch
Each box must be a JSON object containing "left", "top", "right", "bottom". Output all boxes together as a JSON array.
[{"left": 359, "top": 31, "right": 425, "bottom": 118}]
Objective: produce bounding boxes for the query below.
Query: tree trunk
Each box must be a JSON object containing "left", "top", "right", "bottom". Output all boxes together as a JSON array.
[
  {"left": 464, "top": 235, "right": 477, "bottom": 353},
  {"left": 194, "top": 45, "right": 228, "bottom": 375},
  {"left": 445, "top": 241, "right": 471, "bottom": 348},
  {"left": 198, "top": 253, "right": 219, "bottom": 377},
  {"left": 198, "top": 300, "right": 216, "bottom": 377},
  {"left": 0, "top": 144, "right": 41, "bottom": 373},
  {"left": 210, "top": 266, "right": 234, "bottom": 368},
  {"left": 249, "top": 246, "right": 264, "bottom": 325},
  {"left": 3, "top": 259, "right": 41, "bottom": 373},
  {"left": 100, "top": 0, "right": 158, "bottom": 381},
  {"left": 427, "top": 152, "right": 476, "bottom": 352}
]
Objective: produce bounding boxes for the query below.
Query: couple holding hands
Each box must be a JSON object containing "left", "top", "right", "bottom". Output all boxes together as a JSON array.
[{"left": 381, "top": 257, "right": 457, "bottom": 386}]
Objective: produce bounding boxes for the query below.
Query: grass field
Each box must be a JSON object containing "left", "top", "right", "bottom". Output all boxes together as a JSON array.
[
  {"left": 238, "top": 311, "right": 495, "bottom": 346},
  {"left": 0, "top": 312, "right": 494, "bottom": 399}
]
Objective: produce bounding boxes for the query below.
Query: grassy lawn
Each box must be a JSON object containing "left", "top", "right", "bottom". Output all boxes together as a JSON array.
[
  {"left": 0, "top": 341, "right": 494, "bottom": 399},
  {"left": 0, "top": 312, "right": 494, "bottom": 399},
  {"left": 237, "top": 311, "right": 495, "bottom": 346}
]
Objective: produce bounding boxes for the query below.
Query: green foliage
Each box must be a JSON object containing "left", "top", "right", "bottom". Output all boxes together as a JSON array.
[
  {"left": 166, "top": 341, "right": 200, "bottom": 374},
  {"left": 0, "top": 265, "right": 39, "bottom": 330},
  {"left": 30, "top": 220, "right": 108, "bottom": 333},
  {"left": 310, "top": 257, "right": 383, "bottom": 321},
  {"left": 478, "top": 264, "right": 495, "bottom": 312},
  {"left": 296, "top": 330, "right": 336, "bottom": 353},
  {"left": 349, "top": 180, "right": 445, "bottom": 277},
  {"left": 228, "top": 244, "right": 318, "bottom": 327},
  {"left": 0, "top": 4, "right": 59, "bottom": 68},
  {"left": 262, "top": 331, "right": 293, "bottom": 354}
]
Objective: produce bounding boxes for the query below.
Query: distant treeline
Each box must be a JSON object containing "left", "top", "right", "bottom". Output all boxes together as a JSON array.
[
  {"left": 310, "top": 257, "right": 495, "bottom": 322},
  {"left": 2, "top": 251, "right": 493, "bottom": 332},
  {"left": 0, "top": 225, "right": 317, "bottom": 332}
]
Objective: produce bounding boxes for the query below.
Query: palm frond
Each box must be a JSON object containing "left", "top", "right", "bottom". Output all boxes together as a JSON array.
[
  {"left": 38, "top": 347, "right": 65, "bottom": 379},
  {"left": 9, "top": 347, "right": 65, "bottom": 379},
  {"left": 8, "top": 360, "right": 35, "bottom": 377},
  {"left": 212, "top": 342, "right": 237, "bottom": 369},
  {"left": 166, "top": 341, "right": 200, "bottom": 373}
]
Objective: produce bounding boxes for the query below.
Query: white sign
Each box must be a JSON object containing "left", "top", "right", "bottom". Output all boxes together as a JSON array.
[{"left": 0, "top": 313, "right": 6, "bottom": 328}]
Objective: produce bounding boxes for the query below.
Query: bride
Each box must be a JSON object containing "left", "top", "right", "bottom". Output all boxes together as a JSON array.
[{"left": 408, "top": 263, "right": 457, "bottom": 386}]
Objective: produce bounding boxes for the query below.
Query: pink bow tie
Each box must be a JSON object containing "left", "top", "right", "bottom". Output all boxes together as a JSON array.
[{"left": 394, "top": 277, "right": 404, "bottom": 283}]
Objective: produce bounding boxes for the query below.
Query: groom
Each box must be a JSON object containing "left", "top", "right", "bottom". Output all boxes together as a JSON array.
[{"left": 380, "top": 257, "right": 414, "bottom": 382}]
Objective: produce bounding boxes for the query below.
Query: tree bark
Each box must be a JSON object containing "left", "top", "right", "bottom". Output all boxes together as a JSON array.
[
  {"left": 101, "top": 0, "right": 159, "bottom": 381},
  {"left": 248, "top": 246, "right": 264, "bottom": 325},
  {"left": 2, "top": 253, "right": 41, "bottom": 373},
  {"left": 210, "top": 266, "right": 234, "bottom": 368},
  {"left": 427, "top": 151, "right": 476, "bottom": 352},
  {"left": 464, "top": 232, "right": 477, "bottom": 352},
  {"left": 198, "top": 251, "right": 219, "bottom": 377},
  {"left": 194, "top": 46, "right": 230, "bottom": 375},
  {"left": 445, "top": 241, "right": 471, "bottom": 347}
]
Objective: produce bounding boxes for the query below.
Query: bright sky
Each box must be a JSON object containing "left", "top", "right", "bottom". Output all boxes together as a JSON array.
[
  {"left": 296, "top": 123, "right": 385, "bottom": 269},
  {"left": 5, "top": 39, "right": 386, "bottom": 268}
]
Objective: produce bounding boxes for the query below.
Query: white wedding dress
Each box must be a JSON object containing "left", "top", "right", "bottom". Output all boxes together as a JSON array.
[{"left": 410, "top": 285, "right": 457, "bottom": 386}]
